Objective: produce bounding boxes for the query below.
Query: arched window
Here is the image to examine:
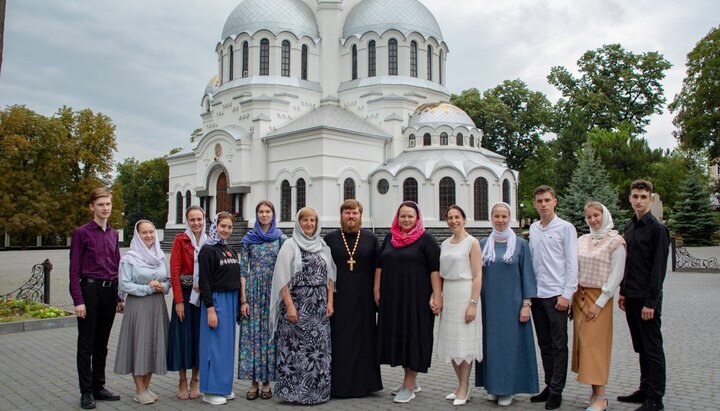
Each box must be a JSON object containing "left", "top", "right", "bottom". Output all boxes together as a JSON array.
[
  {"left": 427, "top": 45, "right": 433, "bottom": 80},
  {"left": 281, "top": 40, "right": 291, "bottom": 77},
  {"left": 440, "top": 132, "right": 448, "bottom": 145},
  {"left": 296, "top": 178, "right": 306, "bottom": 211},
  {"left": 439, "top": 49, "right": 443, "bottom": 85},
  {"left": 423, "top": 133, "right": 431, "bottom": 146},
  {"left": 403, "top": 178, "right": 418, "bottom": 203},
  {"left": 456, "top": 133, "right": 464, "bottom": 146},
  {"left": 410, "top": 41, "right": 418, "bottom": 77},
  {"left": 470, "top": 134, "right": 475, "bottom": 147},
  {"left": 408, "top": 134, "right": 416, "bottom": 147},
  {"left": 502, "top": 179, "right": 511, "bottom": 205},
  {"left": 280, "top": 180, "right": 291, "bottom": 221},
  {"left": 228, "top": 46, "right": 234, "bottom": 81},
  {"left": 301, "top": 44, "right": 308, "bottom": 80},
  {"left": 474, "top": 178, "right": 489, "bottom": 221},
  {"left": 388, "top": 38, "right": 398, "bottom": 75},
  {"left": 185, "top": 190, "right": 192, "bottom": 212},
  {"left": 175, "top": 192, "right": 183, "bottom": 224},
  {"left": 260, "top": 38, "right": 270, "bottom": 76},
  {"left": 242, "top": 41, "right": 249, "bottom": 77},
  {"left": 343, "top": 178, "right": 356, "bottom": 200},
  {"left": 351, "top": 44, "right": 358, "bottom": 80},
  {"left": 439, "top": 177, "right": 456, "bottom": 220},
  {"left": 368, "top": 40, "right": 376, "bottom": 77}
]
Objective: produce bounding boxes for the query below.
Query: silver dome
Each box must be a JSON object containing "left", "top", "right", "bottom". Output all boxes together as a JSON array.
[
  {"left": 221, "top": 0, "right": 319, "bottom": 41},
  {"left": 343, "top": 0, "right": 443, "bottom": 41},
  {"left": 407, "top": 102, "right": 476, "bottom": 128}
]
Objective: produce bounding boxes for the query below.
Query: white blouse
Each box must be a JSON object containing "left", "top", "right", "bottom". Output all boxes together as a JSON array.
[{"left": 439, "top": 234, "right": 476, "bottom": 281}]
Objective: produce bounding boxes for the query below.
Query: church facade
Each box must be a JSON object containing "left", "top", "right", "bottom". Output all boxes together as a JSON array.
[{"left": 166, "top": 0, "right": 518, "bottom": 232}]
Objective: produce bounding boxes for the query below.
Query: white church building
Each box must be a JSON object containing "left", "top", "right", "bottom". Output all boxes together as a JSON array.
[{"left": 165, "top": 0, "right": 518, "bottom": 233}]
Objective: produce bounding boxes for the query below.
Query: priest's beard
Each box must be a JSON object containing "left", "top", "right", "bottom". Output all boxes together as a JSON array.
[{"left": 341, "top": 218, "right": 362, "bottom": 234}]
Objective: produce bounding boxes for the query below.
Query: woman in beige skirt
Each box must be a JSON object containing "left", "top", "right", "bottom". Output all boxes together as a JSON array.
[{"left": 572, "top": 202, "right": 626, "bottom": 411}]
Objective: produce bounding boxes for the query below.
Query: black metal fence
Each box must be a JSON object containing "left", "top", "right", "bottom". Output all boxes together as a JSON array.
[{"left": 0, "top": 259, "right": 54, "bottom": 304}]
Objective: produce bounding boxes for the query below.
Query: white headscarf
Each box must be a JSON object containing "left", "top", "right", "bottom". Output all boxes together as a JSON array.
[
  {"left": 121, "top": 220, "right": 165, "bottom": 268},
  {"left": 269, "top": 209, "right": 336, "bottom": 340},
  {"left": 587, "top": 203, "right": 618, "bottom": 246},
  {"left": 482, "top": 202, "right": 517, "bottom": 265},
  {"left": 185, "top": 210, "right": 208, "bottom": 307}
]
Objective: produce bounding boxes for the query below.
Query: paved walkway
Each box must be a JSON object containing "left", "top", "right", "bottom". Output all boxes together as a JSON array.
[{"left": 1, "top": 250, "right": 719, "bottom": 410}]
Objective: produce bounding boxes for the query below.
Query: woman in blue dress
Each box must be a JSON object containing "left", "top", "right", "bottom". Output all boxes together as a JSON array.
[
  {"left": 475, "top": 202, "right": 538, "bottom": 407},
  {"left": 270, "top": 207, "right": 336, "bottom": 404},
  {"left": 238, "top": 200, "right": 285, "bottom": 400}
]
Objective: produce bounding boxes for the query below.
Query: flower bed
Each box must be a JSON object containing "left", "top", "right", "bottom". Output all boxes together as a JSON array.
[{"left": 0, "top": 299, "right": 69, "bottom": 323}]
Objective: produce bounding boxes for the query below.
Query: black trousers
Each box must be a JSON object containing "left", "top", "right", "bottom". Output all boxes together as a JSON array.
[
  {"left": 624, "top": 297, "right": 665, "bottom": 401},
  {"left": 77, "top": 281, "right": 117, "bottom": 394},
  {"left": 531, "top": 296, "right": 569, "bottom": 394}
]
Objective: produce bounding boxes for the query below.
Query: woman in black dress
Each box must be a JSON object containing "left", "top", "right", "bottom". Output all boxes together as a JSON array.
[{"left": 374, "top": 201, "right": 442, "bottom": 404}]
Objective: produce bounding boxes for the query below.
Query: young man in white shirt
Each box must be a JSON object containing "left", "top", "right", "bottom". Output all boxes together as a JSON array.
[{"left": 528, "top": 185, "right": 578, "bottom": 410}]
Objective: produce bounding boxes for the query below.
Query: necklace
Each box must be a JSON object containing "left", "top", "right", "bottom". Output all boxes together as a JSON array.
[{"left": 340, "top": 230, "right": 360, "bottom": 271}]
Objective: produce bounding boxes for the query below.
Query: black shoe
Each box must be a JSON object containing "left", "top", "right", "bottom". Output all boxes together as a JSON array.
[
  {"left": 80, "top": 393, "right": 96, "bottom": 409},
  {"left": 618, "top": 390, "right": 647, "bottom": 403},
  {"left": 93, "top": 388, "right": 120, "bottom": 401},
  {"left": 545, "top": 393, "right": 562, "bottom": 410},
  {"left": 634, "top": 399, "right": 664, "bottom": 411},
  {"left": 530, "top": 386, "right": 549, "bottom": 402}
]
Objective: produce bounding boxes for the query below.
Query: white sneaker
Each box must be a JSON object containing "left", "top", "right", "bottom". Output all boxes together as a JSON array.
[
  {"left": 133, "top": 390, "right": 155, "bottom": 405},
  {"left": 203, "top": 394, "right": 228, "bottom": 405},
  {"left": 225, "top": 392, "right": 235, "bottom": 400},
  {"left": 487, "top": 394, "right": 498, "bottom": 401},
  {"left": 498, "top": 395, "right": 513, "bottom": 406},
  {"left": 391, "top": 382, "right": 422, "bottom": 395},
  {"left": 393, "top": 387, "right": 416, "bottom": 403}
]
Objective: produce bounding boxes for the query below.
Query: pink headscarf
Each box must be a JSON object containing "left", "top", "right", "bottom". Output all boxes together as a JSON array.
[{"left": 390, "top": 201, "right": 426, "bottom": 248}]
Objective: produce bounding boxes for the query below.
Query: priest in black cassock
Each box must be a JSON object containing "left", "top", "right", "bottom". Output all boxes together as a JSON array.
[{"left": 325, "top": 199, "right": 383, "bottom": 398}]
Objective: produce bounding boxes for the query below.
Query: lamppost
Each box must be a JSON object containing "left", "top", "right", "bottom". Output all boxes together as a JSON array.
[{"left": 519, "top": 202, "right": 525, "bottom": 228}]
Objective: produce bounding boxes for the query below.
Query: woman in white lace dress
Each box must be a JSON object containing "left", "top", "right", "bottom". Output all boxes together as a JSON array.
[{"left": 436, "top": 205, "right": 483, "bottom": 406}]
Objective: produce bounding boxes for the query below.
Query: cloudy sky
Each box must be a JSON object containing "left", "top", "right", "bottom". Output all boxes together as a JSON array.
[{"left": 1, "top": 0, "right": 717, "bottom": 164}]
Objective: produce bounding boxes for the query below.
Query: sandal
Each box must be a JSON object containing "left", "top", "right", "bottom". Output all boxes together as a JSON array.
[
  {"left": 260, "top": 387, "right": 273, "bottom": 400},
  {"left": 189, "top": 379, "right": 200, "bottom": 400},
  {"left": 246, "top": 389, "right": 259, "bottom": 400},
  {"left": 177, "top": 381, "right": 190, "bottom": 400}
]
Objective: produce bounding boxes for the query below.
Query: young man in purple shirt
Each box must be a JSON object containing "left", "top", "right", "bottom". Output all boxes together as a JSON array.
[{"left": 69, "top": 188, "right": 124, "bottom": 409}]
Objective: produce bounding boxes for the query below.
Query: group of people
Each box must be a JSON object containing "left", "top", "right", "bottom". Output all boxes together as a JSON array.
[{"left": 69, "top": 179, "right": 669, "bottom": 411}]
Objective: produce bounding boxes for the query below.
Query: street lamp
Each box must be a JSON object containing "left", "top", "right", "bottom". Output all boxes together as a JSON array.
[{"left": 519, "top": 202, "right": 525, "bottom": 228}]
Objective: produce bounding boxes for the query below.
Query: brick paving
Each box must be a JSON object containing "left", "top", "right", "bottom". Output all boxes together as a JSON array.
[{"left": 1, "top": 249, "right": 719, "bottom": 410}]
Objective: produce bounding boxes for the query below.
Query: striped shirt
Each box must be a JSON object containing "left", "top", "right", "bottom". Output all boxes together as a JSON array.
[{"left": 69, "top": 220, "right": 121, "bottom": 306}]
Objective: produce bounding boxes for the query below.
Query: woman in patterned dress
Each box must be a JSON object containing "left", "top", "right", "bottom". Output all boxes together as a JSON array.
[
  {"left": 269, "top": 207, "right": 336, "bottom": 404},
  {"left": 238, "top": 200, "right": 285, "bottom": 400}
]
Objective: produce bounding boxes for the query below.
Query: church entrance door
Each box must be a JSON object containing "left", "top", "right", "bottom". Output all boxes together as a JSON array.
[{"left": 216, "top": 172, "right": 231, "bottom": 213}]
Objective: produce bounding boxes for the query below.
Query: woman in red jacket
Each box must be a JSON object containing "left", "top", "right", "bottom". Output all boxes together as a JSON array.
[{"left": 167, "top": 205, "right": 207, "bottom": 400}]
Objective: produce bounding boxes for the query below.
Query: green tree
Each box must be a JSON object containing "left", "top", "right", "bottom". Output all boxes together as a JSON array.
[
  {"left": 669, "top": 26, "right": 720, "bottom": 163},
  {"left": 0, "top": 105, "right": 118, "bottom": 246},
  {"left": 670, "top": 171, "right": 718, "bottom": 245},
  {"left": 586, "top": 123, "right": 664, "bottom": 209},
  {"left": 557, "top": 145, "right": 620, "bottom": 234},
  {"left": 451, "top": 80, "right": 552, "bottom": 170},
  {"left": 547, "top": 44, "right": 672, "bottom": 187},
  {"left": 518, "top": 141, "right": 557, "bottom": 221},
  {"left": 115, "top": 157, "right": 169, "bottom": 240}
]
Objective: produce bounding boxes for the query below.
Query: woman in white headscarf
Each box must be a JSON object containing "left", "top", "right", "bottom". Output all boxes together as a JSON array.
[
  {"left": 572, "top": 202, "right": 626, "bottom": 411},
  {"left": 270, "top": 207, "right": 336, "bottom": 405},
  {"left": 168, "top": 205, "right": 207, "bottom": 400},
  {"left": 114, "top": 220, "right": 171, "bottom": 405},
  {"left": 475, "top": 202, "right": 538, "bottom": 407}
]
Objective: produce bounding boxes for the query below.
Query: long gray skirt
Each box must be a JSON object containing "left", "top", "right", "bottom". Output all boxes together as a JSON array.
[{"left": 114, "top": 293, "right": 169, "bottom": 375}]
